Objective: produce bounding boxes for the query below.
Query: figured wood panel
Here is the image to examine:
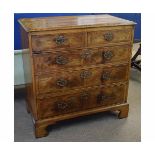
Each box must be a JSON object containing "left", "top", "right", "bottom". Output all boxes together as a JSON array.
[
  {"left": 36, "top": 64, "right": 129, "bottom": 94},
  {"left": 31, "top": 31, "right": 85, "bottom": 51},
  {"left": 18, "top": 14, "right": 135, "bottom": 32},
  {"left": 20, "top": 26, "right": 38, "bottom": 120},
  {"left": 33, "top": 45, "right": 131, "bottom": 74},
  {"left": 99, "top": 44, "right": 131, "bottom": 63},
  {"left": 37, "top": 84, "right": 127, "bottom": 119},
  {"left": 87, "top": 27, "right": 133, "bottom": 46}
]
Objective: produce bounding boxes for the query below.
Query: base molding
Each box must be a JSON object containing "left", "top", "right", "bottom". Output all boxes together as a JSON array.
[{"left": 32, "top": 103, "right": 129, "bottom": 138}]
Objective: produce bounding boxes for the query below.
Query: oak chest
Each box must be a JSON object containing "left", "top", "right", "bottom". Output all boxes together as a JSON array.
[{"left": 19, "top": 14, "right": 135, "bottom": 138}]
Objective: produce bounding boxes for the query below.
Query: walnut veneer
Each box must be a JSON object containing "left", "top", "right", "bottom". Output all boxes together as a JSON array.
[{"left": 19, "top": 14, "right": 135, "bottom": 138}]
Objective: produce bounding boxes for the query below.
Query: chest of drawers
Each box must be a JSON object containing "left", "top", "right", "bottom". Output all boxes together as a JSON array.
[{"left": 19, "top": 14, "right": 135, "bottom": 138}]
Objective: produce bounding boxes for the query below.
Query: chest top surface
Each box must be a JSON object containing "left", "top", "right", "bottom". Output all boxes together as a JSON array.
[{"left": 18, "top": 14, "right": 135, "bottom": 32}]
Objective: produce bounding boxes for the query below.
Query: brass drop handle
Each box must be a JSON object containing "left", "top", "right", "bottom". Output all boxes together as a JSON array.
[
  {"left": 103, "top": 51, "right": 113, "bottom": 60},
  {"left": 97, "top": 94, "right": 107, "bottom": 103},
  {"left": 56, "top": 79, "right": 68, "bottom": 87},
  {"left": 103, "top": 32, "right": 113, "bottom": 41},
  {"left": 80, "top": 70, "right": 92, "bottom": 79},
  {"left": 97, "top": 93, "right": 114, "bottom": 104},
  {"left": 102, "top": 72, "right": 111, "bottom": 80},
  {"left": 81, "top": 50, "right": 92, "bottom": 60},
  {"left": 80, "top": 92, "right": 89, "bottom": 100},
  {"left": 55, "top": 55, "right": 68, "bottom": 65},
  {"left": 54, "top": 35, "right": 67, "bottom": 45},
  {"left": 56, "top": 98, "right": 75, "bottom": 111},
  {"left": 57, "top": 102, "right": 69, "bottom": 110}
]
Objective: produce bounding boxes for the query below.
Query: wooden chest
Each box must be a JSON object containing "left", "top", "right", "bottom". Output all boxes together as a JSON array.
[{"left": 19, "top": 14, "right": 135, "bottom": 138}]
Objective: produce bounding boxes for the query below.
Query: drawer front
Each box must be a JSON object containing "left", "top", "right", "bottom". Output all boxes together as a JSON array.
[
  {"left": 38, "top": 84, "right": 126, "bottom": 119},
  {"left": 32, "top": 32, "right": 85, "bottom": 51},
  {"left": 33, "top": 45, "right": 131, "bottom": 74},
  {"left": 88, "top": 28, "right": 132, "bottom": 46},
  {"left": 99, "top": 45, "right": 131, "bottom": 64},
  {"left": 36, "top": 64, "right": 129, "bottom": 94}
]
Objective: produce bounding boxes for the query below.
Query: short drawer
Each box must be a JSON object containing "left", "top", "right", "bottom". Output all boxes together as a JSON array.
[
  {"left": 88, "top": 27, "right": 133, "bottom": 46},
  {"left": 36, "top": 64, "right": 129, "bottom": 94},
  {"left": 31, "top": 31, "right": 85, "bottom": 51},
  {"left": 37, "top": 84, "right": 127, "bottom": 119},
  {"left": 33, "top": 45, "right": 131, "bottom": 74}
]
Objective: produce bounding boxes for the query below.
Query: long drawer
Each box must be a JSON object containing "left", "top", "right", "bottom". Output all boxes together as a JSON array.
[
  {"left": 37, "top": 83, "right": 127, "bottom": 119},
  {"left": 33, "top": 45, "right": 131, "bottom": 74},
  {"left": 35, "top": 64, "right": 129, "bottom": 94}
]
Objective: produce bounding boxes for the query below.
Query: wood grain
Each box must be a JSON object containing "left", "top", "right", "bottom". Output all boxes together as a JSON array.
[
  {"left": 35, "top": 64, "right": 129, "bottom": 94},
  {"left": 20, "top": 26, "right": 38, "bottom": 120},
  {"left": 34, "top": 103, "right": 129, "bottom": 138},
  {"left": 32, "top": 31, "right": 86, "bottom": 51},
  {"left": 87, "top": 27, "right": 133, "bottom": 46},
  {"left": 37, "top": 83, "right": 127, "bottom": 119},
  {"left": 19, "top": 14, "right": 135, "bottom": 138},
  {"left": 18, "top": 14, "right": 135, "bottom": 32},
  {"left": 33, "top": 44, "right": 131, "bottom": 74}
]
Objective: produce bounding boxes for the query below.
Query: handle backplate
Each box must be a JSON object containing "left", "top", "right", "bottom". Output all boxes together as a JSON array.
[
  {"left": 97, "top": 93, "right": 115, "bottom": 104},
  {"left": 56, "top": 79, "right": 68, "bottom": 87},
  {"left": 81, "top": 50, "right": 92, "bottom": 60},
  {"left": 55, "top": 97, "right": 75, "bottom": 111},
  {"left": 103, "top": 32, "right": 113, "bottom": 41},
  {"left": 80, "top": 70, "right": 92, "bottom": 79},
  {"left": 55, "top": 55, "right": 68, "bottom": 65},
  {"left": 103, "top": 51, "right": 113, "bottom": 60},
  {"left": 80, "top": 92, "right": 89, "bottom": 100},
  {"left": 102, "top": 72, "right": 111, "bottom": 80},
  {"left": 54, "top": 35, "right": 67, "bottom": 45}
]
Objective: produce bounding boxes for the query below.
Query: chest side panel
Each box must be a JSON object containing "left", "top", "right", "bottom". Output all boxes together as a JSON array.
[{"left": 20, "top": 26, "right": 38, "bottom": 120}]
